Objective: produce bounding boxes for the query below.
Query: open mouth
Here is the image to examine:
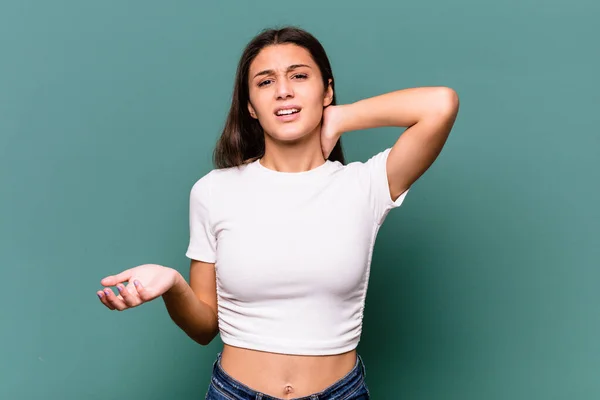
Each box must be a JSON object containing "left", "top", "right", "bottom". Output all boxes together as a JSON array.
[{"left": 275, "top": 108, "right": 301, "bottom": 116}]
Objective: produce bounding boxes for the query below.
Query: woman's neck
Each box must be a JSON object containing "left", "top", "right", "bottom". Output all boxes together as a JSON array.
[{"left": 260, "top": 130, "right": 326, "bottom": 173}]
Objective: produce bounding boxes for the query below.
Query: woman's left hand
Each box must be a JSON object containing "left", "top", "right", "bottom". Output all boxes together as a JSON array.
[{"left": 320, "top": 105, "right": 346, "bottom": 159}]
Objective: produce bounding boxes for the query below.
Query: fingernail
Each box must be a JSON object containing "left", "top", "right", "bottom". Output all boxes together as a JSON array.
[
  {"left": 97, "top": 292, "right": 103, "bottom": 298},
  {"left": 104, "top": 289, "right": 111, "bottom": 295},
  {"left": 134, "top": 280, "right": 140, "bottom": 287},
  {"left": 117, "top": 285, "right": 123, "bottom": 292}
]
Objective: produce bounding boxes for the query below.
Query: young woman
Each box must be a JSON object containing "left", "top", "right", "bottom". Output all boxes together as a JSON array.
[{"left": 97, "top": 26, "right": 459, "bottom": 400}]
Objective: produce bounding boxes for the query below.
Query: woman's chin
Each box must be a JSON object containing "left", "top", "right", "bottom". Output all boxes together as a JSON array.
[
  {"left": 268, "top": 130, "right": 313, "bottom": 144},
  {"left": 266, "top": 124, "right": 320, "bottom": 144}
]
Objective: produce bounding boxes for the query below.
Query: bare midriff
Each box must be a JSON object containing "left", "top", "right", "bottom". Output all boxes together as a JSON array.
[{"left": 219, "top": 344, "right": 358, "bottom": 399}]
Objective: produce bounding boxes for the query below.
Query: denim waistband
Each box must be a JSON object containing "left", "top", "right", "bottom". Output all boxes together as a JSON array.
[{"left": 210, "top": 352, "right": 367, "bottom": 400}]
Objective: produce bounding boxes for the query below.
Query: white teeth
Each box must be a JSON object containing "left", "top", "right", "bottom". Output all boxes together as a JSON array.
[{"left": 276, "top": 108, "right": 299, "bottom": 116}]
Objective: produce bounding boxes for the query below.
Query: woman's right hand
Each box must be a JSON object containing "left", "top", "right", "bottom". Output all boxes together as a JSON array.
[{"left": 97, "top": 264, "right": 181, "bottom": 311}]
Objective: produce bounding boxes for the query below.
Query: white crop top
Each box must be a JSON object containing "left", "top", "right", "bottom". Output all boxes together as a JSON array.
[{"left": 185, "top": 148, "right": 409, "bottom": 355}]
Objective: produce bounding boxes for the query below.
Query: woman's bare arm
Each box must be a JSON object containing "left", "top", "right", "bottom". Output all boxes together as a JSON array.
[{"left": 163, "top": 260, "right": 219, "bottom": 345}]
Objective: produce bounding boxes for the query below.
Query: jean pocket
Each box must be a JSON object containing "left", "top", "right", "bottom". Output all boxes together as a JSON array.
[
  {"left": 343, "top": 380, "right": 370, "bottom": 400},
  {"left": 205, "top": 381, "right": 237, "bottom": 400}
]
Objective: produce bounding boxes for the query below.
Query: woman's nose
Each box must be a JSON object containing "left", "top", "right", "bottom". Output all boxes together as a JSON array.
[{"left": 275, "top": 79, "right": 294, "bottom": 99}]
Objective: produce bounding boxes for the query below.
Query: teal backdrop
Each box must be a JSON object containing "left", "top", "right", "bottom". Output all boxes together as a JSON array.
[{"left": 1, "top": 1, "right": 598, "bottom": 399}]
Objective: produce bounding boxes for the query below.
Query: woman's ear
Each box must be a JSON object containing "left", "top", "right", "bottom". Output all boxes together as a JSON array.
[
  {"left": 248, "top": 102, "right": 257, "bottom": 119},
  {"left": 323, "top": 78, "right": 334, "bottom": 107}
]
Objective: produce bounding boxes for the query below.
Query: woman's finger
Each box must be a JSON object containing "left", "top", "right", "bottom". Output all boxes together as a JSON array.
[
  {"left": 103, "top": 287, "right": 128, "bottom": 311},
  {"left": 97, "top": 290, "right": 115, "bottom": 310},
  {"left": 132, "top": 279, "right": 152, "bottom": 302},
  {"left": 100, "top": 269, "right": 132, "bottom": 287},
  {"left": 117, "top": 283, "right": 140, "bottom": 307}
]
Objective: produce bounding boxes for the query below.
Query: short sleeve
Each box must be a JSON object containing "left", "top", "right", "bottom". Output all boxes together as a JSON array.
[
  {"left": 364, "top": 147, "right": 410, "bottom": 225},
  {"left": 185, "top": 172, "right": 217, "bottom": 262}
]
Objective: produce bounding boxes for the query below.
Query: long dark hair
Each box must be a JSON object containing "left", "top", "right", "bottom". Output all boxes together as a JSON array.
[{"left": 213, "top": 26, "right": 345, "bottom": 169}]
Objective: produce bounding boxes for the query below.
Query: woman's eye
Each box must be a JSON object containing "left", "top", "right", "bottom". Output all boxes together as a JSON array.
[{"left": 257, "top": 74, "right": 306, "bottom": 87}]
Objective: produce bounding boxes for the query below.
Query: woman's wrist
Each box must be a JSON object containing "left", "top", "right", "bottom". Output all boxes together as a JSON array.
[
  {"left": 334, "top": 103, "right": 357, "bottom": 135},
  {"left": 164, "top": 269, "right": 187, "bottom": 298}
]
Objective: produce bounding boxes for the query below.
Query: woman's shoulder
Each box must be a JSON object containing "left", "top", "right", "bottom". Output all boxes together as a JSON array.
[
  {"left": 190, "top": 162, "right": 255, "bottom": 193},
  {"left": 333, "top": 148, "right": 393, "bottom": 176}
]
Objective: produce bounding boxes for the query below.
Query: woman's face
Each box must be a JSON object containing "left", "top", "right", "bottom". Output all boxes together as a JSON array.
[{"left": 247, "top": 43, "right": 333, "bottom": 143}]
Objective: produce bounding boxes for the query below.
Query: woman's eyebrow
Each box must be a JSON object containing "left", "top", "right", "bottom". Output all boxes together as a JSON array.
[{"left": 253, "top": 64, "right": 312, "bottom": 79}]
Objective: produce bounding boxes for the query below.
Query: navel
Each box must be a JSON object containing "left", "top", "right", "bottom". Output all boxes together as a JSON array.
[{"left": 283, "top": 384, "right": 294, "bottom": 395}]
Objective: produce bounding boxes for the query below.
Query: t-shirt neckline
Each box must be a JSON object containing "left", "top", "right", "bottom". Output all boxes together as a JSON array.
[{"left": 253, "top": 158, "right": 333, "bottom": 178}]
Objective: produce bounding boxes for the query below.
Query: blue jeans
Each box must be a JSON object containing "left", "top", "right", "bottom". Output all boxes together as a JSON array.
[{"left": 205, "top": 352, "right": 370, "bottom": 399}]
